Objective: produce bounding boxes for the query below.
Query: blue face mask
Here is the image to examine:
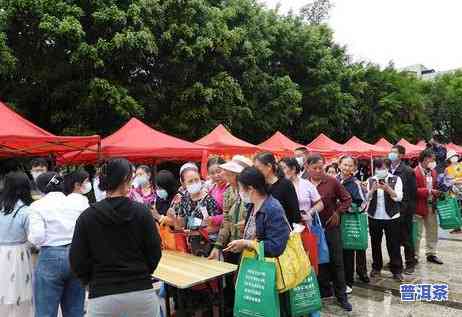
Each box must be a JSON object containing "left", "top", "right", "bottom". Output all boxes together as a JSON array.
[
  {"left": 156, "top": 188, "right": 168, "bottom": 200},
  {"left": 388, "top": 152, "right": 399, "bottom": 162}
]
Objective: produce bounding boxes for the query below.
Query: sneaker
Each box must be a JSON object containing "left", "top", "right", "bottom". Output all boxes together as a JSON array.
[
  {"left": 346, "top": 285, "right": 353, "bottom": 294},
  {"left": 338, "top": 298, "right": 353, "bottom": 312},
  {"left": 370, "top": 269, "right": 381, "bottom": 278},
  {"left": 404, "top": 266, "right": 415, "bottom": 275},
  {"left": 393, "top": 273, "right": 404, "bottom": 282}
]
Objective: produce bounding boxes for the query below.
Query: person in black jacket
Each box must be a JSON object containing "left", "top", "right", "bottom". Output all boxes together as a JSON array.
[
  {"left": 337, "top": 156, "right": 369, "bottom": 294},
  {"left": 388, "top": 145, "right": 418, "bottom": 274},
  {"left": 70, "top": 158, "right": 162, "bottom": 317},
  {"left": 254, "top": 152, "right": 301, "bottom": 226}
]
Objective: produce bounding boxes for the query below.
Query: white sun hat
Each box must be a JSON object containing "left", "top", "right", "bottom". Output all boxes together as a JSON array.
[{"left": 220, "top": 155, "right": 253, "bottom": 174}]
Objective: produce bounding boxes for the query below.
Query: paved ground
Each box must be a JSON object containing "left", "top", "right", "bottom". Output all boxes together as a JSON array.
[{"left": 321, "top": 229, "right": 462, "bottom": 316}]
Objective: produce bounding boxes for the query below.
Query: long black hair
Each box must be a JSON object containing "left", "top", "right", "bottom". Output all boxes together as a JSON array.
[
  {"left": 238, "top": 167, "right": 269, "bottom": 196},
  {"left": 0, "top": 172, "right": 33, "bottom": 216},
  {"left": 99, "top": 158, "right": 133, "bottom": 192},
  {"left": 63, "top": 169, "right": 90, "bottom": 195},
  {"left": 255, "top": 152, "right": 285, "bottom": 179}
]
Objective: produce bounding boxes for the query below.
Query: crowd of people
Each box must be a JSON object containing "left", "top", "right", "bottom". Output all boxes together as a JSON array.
[{"left": 0, "top": 135, "right": 460, "bottom": 317}]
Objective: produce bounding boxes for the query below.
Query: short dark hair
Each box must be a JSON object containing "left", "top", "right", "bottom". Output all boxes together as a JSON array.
[
  {"left": 36, "top": 172, "right": 64, "bottom": 194},
  {"left": 392, "top": 144, "right": 406, "bottom": 155},
  {"left": 280, "top": 157, "right": 301, "bottom": 174},
  {"left": 31, "top": 158, "right": 48, "bottom": 169},
  {"left": 63, "top": 169, "right": 90, "bottom": 195},
  {"left": 99, "top": 158, "right": 133, "bottom": 192},
  {"left": 419, "top": 148, "right": 435, "bottom": 163},
  {"left": 238, "top": 167, "right": 268, "bottom": 196},
  {"left": 207, "top": 156, "right": 226, "bottom": 169},
  {"left": 0, "top": 172, "right": 33, "bottom": 216},
  {"left": 306, "top": 153, "right": 325, "bottom": 165},
  {"left": 295, "top": 147, "right": 308, "bottom": 153},
  {"left": 339, "top": 155, "right": 358, "bottom": 166},
  {"left": 373, "top": 158, "right": 387, "bottom": 169}
]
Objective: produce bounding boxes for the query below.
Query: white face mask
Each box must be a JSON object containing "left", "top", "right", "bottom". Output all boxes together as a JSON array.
[
  {"left": 133, "top": 175, "right": 149, "bottom": 188},
  {"left": 156, "top": 188, "right": 168, "bottom": 200},
  {"left": 31, "top": 171, "right": 43, "bottom": 181},
  {"left": 81, "top": 182, "right": 92, "bottom": 195},
  {"left": 428, "top": 161, "right": 437, "bottom": 170},
  {"left": 239, "top": 190, "right": 252, "bottom": 204},
  {"left": 187, "top": 182, "right": 202, "bottom": 195},
  {"left": 296, "top": 157, "right": 305, "bottom": 168},
  {"left": 450, "top": 156, "right": 459, "bottom": 164},
  {"left": 375, "top": 169, "right": 388, "bottom": 180}
]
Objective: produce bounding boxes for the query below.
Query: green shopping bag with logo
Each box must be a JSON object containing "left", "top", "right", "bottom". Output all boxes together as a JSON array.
[
  {"left": 288, "top": 270, "right": 322, "bottom": 316},
  {"left": 436, "top": 194, "right": 462, "bottom": 230},
  {"left": 234, "top": 242, "right": 280, "bottom": 317},
  {"left": 341, "top": 204, "right": 368, "bottom": 250}
]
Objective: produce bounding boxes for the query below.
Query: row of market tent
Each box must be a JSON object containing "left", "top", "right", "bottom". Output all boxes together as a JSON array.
[{"left": 2, "top": 101, "right": 462, "bottom": 168}]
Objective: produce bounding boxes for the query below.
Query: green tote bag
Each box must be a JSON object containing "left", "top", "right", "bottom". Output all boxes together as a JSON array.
[
  {"left": 288, "top": 270, "right": 322, "bottom": 316},
  {"left": 234, "top": 242, "right": 280, "bottom": 317},
  {"left": 436, "top": 194, "right": 462, "bottom": 230},
  {"left": 341, "top": 205, "right": 368, "bottom": 250}
]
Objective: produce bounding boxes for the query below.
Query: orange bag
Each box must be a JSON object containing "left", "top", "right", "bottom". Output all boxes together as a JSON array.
[
  {"left": 158, "top": 224, "right": 176, "bottom": 250},
  {"left": 301, "top": 225, "right": 319, "bottom": 275}
]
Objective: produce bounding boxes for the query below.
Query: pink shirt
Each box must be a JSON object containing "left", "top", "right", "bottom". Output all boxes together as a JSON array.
[
  {"left": 293, "top": 178, "right": 321, "bottom": 212},
  {"left": 129, "top": 187, "right": 156, "bottom": 206},
  {"left": 208, "top": 183, "right": 227, "bottom": 226}
]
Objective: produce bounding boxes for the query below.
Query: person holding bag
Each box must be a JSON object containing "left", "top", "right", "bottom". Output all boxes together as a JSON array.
[
  {"left": 223, "top": 167, "right": 290, "bottom": 316},
  {"left": 337, "top": 156, "right": 369, "bottom": 294}
]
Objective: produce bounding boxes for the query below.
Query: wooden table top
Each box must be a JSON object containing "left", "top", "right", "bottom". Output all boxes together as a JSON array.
[{"left": 153, "top": 250, "right": 238, "bottom": 289}]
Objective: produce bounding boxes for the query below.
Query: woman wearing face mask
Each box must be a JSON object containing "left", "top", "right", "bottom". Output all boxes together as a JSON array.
[
  {"left": 174, "top": 167, "right": 220, "bottom": 244},
  {"left": 129, "top": 165, "right": 156, "bottom": 205},
  {"left": 366, "top": 159, "right": 404, "bottom": 282},
  {"left": 28, "top": 172, "right": 86, "bottom": 317},
  {"left": 153, "top": 170, "right": 178, "bottom": 216},
  {"left": 224, "top": 167, "right": 290, "bottom": 316},
  {"left": 0, "top": 172, "right": 34, "bottom": 317},
  {"left": 254, "top": 152, "right": 301, "bottom": 226},
  {"left": 70, "top": 158, "right": 162, "bottom": 317},
  {"left": 337, "top": 156, "right": 369, "bottom": 293},
  {"left": 279, "top": 157, "right": 324, "bottom": 225}
]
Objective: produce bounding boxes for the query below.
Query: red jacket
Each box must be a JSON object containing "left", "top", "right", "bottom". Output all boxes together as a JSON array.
[{"left": 414, "top": 166, "right": 438, "bottom": 217}]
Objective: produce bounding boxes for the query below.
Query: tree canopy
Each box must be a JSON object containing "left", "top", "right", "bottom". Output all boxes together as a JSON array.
[{"left": 0, "top": 0, "right": 456, "bottom": 145}]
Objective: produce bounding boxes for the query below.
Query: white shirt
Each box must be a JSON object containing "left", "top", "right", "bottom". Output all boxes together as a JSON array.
[
  {"left": 28, "top": 192, "right": 89, "bottom": 247},
  {"left": 367, "top": 174, "right": 403, "bottom": 220}
]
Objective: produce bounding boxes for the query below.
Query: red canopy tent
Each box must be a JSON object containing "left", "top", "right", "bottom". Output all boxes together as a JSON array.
[
  {"left": 396, "top": 139, "right": 424, "bottom": 158},
  {"left": 374, "top": 138, "right": 394, "bottom": 152},
  {"left": 59, "top": 118, "right": 207, "bottom": 164},
  {"left": 343, "top": 136, "right": 388, "bottom": 158},
  {"left": 0, "top": 101, "right": 100, "bottom": 158},
  {"left": 258, "top": 131, "right": 305, "bottom": 157},
  {"left": 195, "top": 124, "right": 263, "bottom": 157},
  {"left": 306, "top": 133, "right": 346, "bottom": 158}
]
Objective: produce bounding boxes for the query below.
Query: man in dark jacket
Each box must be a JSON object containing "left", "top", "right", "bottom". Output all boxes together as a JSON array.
[{"left": 389, "top": 145, "right": 418, "bottom": 274}]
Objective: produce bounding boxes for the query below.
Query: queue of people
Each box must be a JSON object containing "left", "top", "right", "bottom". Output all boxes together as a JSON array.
[{"left": 0, "top": 140, "right": 457, "bottom": 317}]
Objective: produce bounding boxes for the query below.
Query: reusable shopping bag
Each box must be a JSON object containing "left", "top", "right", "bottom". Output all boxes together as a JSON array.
[
  {"left": 310, "top": 212, "right": 330, "bottom": 264},
  {"left": 436, "top": 194, "right": 462, "bottom": 230},
  {"left": 341, "top": 204, "right": 368, "bottom": 250},
  {"left": 288, "top": 270, "right": 322, "bottom": 317}
]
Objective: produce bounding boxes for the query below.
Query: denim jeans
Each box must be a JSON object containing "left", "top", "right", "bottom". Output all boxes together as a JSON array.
[{"left": 34, "top": 245, "right": 85, "bottom": 317}]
